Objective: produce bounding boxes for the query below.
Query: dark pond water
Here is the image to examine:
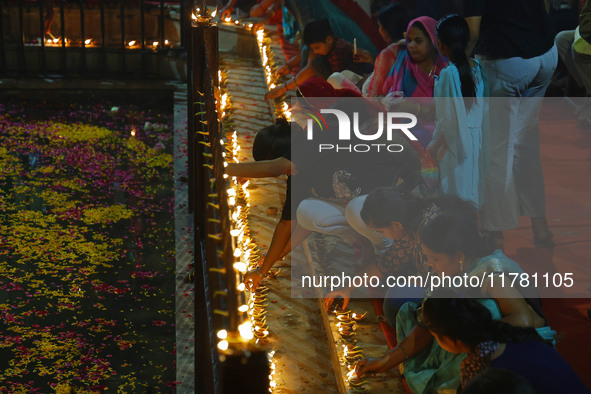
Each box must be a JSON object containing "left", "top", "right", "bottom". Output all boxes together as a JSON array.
[{"left": 0, "top": 91, "right": 176, "bottom": 392}]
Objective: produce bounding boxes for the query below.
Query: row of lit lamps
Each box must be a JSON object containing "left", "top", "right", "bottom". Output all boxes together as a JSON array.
[
  {"left": 200, "top": 7, "right": 373, "bottom": 391},
  {"left": 195, "top": 8, "right": 294, "bottom": 389},
  {"left": 247, "top": 21, "right": 289, "bottom": 392},
  {"left": 42, "top": 33, "right": 170, "bottom": 48},
  {"left": 215, "top": 62, "right": 277, "bottom": 391},
  {"left": 334, "top": 310, "right": 369, "bottom": 391},
  {"left": 194, "top": 5, "right": 292, "bottom": 119},
  {"left": 253, "top": 25, "right": 292, "bottom": 120}
]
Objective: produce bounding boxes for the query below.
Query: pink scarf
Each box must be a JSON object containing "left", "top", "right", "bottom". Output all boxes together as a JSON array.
[{"left": 385, "top": 16, "right": 447, "bottom": 98}]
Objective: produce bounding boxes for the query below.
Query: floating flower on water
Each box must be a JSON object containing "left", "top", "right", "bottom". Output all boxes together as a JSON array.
[{"left": 0, "top": 97, "right": 176, "bottom": 391}]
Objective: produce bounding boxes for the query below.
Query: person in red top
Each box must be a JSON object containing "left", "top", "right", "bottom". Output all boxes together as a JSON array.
[{"left": 265, "top": 19, "right": 374, "bottom": 100}]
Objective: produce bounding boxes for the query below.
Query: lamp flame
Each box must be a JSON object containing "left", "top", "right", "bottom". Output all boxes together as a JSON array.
[{"left": 217, "top": 340, "right": 229, "bottom": 351}]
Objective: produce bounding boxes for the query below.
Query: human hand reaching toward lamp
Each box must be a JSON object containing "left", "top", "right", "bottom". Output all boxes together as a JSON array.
[
  {"left": 243, "top": 268, "right": 266, "bottom": 292},
  {"left": 324, "top": 288, "right": 352, "bottom": 311},
  {"left": 264, "top": 84, "right": 287, "bottom": 100},
  {"left": 275, "top": 65, "right": 291, "bottom": 79},
  {"left": 220, "top": 5, "right": 234, "bottom": 20},
  {"left": 355, "top": 356, "right": 392, "bottom": 376}
]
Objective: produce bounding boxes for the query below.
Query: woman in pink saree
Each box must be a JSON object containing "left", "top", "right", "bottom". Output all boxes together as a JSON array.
[{"left": 382, "top": 16, "right": 448, "bottom": 147}]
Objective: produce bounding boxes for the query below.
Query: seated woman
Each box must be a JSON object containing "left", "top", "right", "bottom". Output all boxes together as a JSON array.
[
  {"left": 382, "top": 16, "right": 447, "bottom": 147},
  {"left": 322, "top": 188, "right": 425, "bottom": 311},
  {"left": 327, "top": 3, "right": 412, "bottom": 95},
  {"left": 362, "top": 3, "right": 411, "bottom": 97},
  {"left": 324, "top": 188, "right": 461, "bottom": 314},
  {"left": 419, "top": 294, "right": 589, "bottom": 394},
  {"left": 356, "top": 199, "right": 555, "bottom": 393},
  {"left": 236, "top": 79, "right": 402, "bottom": 290}
]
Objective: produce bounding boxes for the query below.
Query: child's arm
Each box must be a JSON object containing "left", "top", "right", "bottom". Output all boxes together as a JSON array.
[
  {"left": 264, "top": 58, "right": 316, "bottom": 100},
  {"left": 275, "top": 52, "right": 302, "bottom": 77}
]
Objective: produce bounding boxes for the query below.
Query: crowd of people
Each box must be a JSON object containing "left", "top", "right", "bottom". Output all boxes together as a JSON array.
[{"left": 223, "top": 0, "right": 590, "bottom": 392}]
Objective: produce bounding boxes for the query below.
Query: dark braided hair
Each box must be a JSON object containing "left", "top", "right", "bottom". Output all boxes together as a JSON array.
[
  {"left": 436, "top": 14, "right": 476, "bottom": 110},
  {"left": 420, "top": 293, "right": 545, "bottom": 350}
]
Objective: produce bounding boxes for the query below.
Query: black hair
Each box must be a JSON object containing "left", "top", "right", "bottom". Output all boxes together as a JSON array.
[
  {"left": 303, "top": 19, "right": 334, "bottom": 46},
  {"left": 252, "top": 117, "right": 291, "bottom": 161},
  {"left": 419, "top": 199, "right": 495, "bottom": 260},
  {"left": 436, "top": 14, "right": 476, "bottom": 109},
  {"left": 377, "top": 3, "right": 411, "bottom": 43},
  {"left": 462, "top": 368, "right": 539, "bottom": 394},
  {"left": 361, "top": 187, "right": 426, "bottom": 231},
  {"left": 420, "top": 292, "right": 545, "bottom": 350}
]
